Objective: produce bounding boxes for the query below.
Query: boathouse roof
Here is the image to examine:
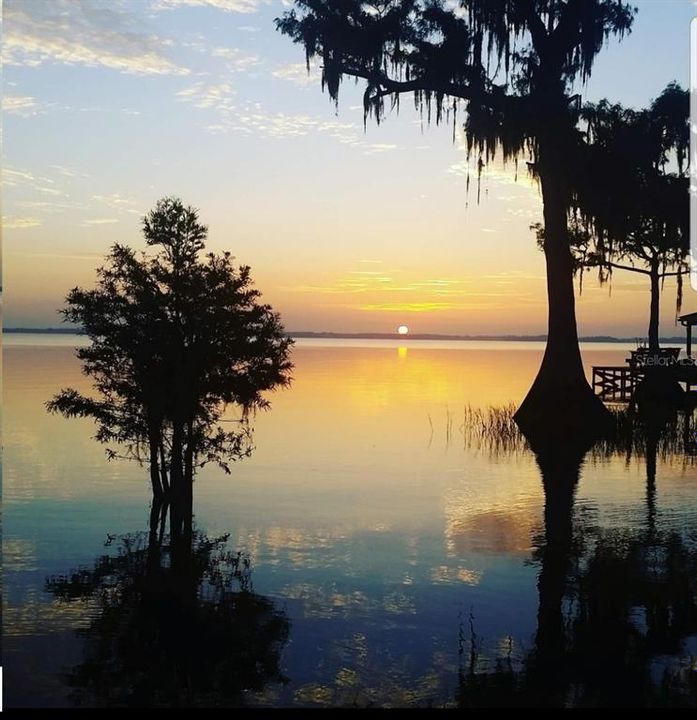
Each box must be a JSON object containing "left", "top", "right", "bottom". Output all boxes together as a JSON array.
[{"left": 678, "top": 312, "right": 697, "bottom": 327}]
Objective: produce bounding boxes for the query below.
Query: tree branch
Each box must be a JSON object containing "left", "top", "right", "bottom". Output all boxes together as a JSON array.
[
  {"left": 339, "top": 63, "right": 511, "bottom": 114},
  {"left": 518, "top": 0, "right": 549, "bottom": 54},
  {"left": 606, "top": 261, "right": 651, "bottom": 275},
  {"left": 549, "top": 0, "right": 585, "bottom": 61}
]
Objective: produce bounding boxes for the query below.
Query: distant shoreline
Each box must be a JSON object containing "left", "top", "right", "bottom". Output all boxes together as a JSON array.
[{"left": 3, "top": 328, "right": 688, "bottom": 344}]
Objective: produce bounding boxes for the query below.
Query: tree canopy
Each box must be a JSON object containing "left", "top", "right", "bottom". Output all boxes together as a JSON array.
[
  {"left": 566, "top": 83, "right": 689, "bottom": 349},
  {"left": 47, "top": 198, "right": 293, "bottom": 505},
  {"left": 276, "top": 1, "right": 635, "bottom": 168}
]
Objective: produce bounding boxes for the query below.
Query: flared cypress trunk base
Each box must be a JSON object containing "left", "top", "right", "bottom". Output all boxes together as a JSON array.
[{"left": 514, "top": 362, "right": 613, "bottom": 454}]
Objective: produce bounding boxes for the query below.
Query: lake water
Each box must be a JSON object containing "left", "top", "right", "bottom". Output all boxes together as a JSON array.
[{"left": 4, "top": 335, "right": 697, "bottom": 708}]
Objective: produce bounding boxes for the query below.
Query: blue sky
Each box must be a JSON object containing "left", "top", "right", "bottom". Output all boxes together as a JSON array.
[{"left": 3, "top": 0, "right": 696, "bottom": 335}]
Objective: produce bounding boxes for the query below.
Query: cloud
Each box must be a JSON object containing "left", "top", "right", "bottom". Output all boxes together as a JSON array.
[
  {"left": 206, "top": 106, "right": 318, "bottom": 138},
  {"left": 357, "top": 302, "right": 461, "bottom": 312},
  {"left": 4, "top": 95, "right": 41, "bottom": 116},
  {"left": 3, "top": 216, "right": 42, "bottom": 229},
  {"left": 4, "top": 0, "right": 189, "bottom": 76},
  {"left": 449, "top": 132, "right": 539, "bottom": 196},
  {"left": 207, "top": 102, "right": 366, "bottom": 146},
  {"left": 211, "top": 47, "right": 260, "bottom": 72},
  {"left": 280, "top": 284, "right": 370, "bottom": 296},
  {"left": 93, "top": 193, "right": 143, "bottom": 215},
  {"left": 3, "top": 166, "right": 64, "bottom": 196},
  {"left": 82, "top": 218, "right": 120, "bottom": 226},
  {"left": 152, "top": 0, "right": 268, "bottom": 12},
  {"left": 272, "top": 61, "right": 321, "bottom": 87},
  {"left": 177, "top": 82, "right": 235, "bottom": 110},
  {"left": 8, "top": 252, "right": 105, "bottom": 261},
  {"left": 15, "top": 200, "right": 85, "bottom": 213},
  {"left": 48, "top": 164, "right": 86, "bottom": 178},
  {"left": 188, "top": 90, "right": 397, "bottom": 154}
]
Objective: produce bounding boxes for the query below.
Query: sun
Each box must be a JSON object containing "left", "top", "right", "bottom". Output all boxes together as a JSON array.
[{"left": 397, "top": 325, "right": 409, "bottom": 335}]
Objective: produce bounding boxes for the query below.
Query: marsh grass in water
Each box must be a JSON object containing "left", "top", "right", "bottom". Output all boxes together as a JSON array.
[{"left": 456, "top": 404, "right": 697, "bottom": 463}]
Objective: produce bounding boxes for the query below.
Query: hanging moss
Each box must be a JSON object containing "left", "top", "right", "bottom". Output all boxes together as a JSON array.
[{"left": 275, "top": 1, "right": 636, "bottom": 173}]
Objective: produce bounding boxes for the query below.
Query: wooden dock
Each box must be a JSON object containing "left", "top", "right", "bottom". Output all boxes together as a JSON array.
[
  {"left": 592, "top": 366, "right": 645, "bottom": 402},
  {"left": 591, "top": 319, "right": 697, "bottom": 403},
  {"left": 592, "top": 363, "right": 696, "bottom": 403}
]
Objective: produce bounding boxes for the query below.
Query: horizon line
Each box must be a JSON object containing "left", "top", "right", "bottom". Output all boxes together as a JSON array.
[{"left": 2, "top": 327, "right": 689, "bottom": 343}]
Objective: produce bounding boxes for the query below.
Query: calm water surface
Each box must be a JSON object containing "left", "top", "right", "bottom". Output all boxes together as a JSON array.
[{"left": 4, "top": 335, "right": 696, "bottom": 707}]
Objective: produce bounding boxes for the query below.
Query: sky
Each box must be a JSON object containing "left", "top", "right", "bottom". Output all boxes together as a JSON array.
[{"left": 3, "top": 0, "right": 696, "bottom": 336}]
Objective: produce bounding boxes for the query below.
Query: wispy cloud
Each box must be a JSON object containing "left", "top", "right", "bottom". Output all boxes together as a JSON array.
[
  {"left": 283, "top": 271, "right": 493, "bottom": 303},
  {"left": 4, "top": 95, "right": 42, "bottom": 116},
  {"left": 152, "top": 0, "right": 268, "bottom": 12},
  {"left": 3, "top": 167, "right": 63, "bottom": 196},
  {"left": 448, "top": 157, "right": 538, "bottom": 203},
  {"left": 177, "top": 82, "right": 235, "bottom": 110},
  {"left": 204, "top": 100, "right": 389, "bottom": 152},
  {"left": 93, "top": 193, "right": 143, "bottom": 215},
  {"left": 8, "top": 252, "right": 105, "bottom": 261},
  {"left": 272, "top": 60, "right": 321, "bottom": 87},
  {"left": 15, "top": 200, "right": 85, "bottom": 213},
  {"left": 357, "top": 302, "right": 461, "bottom": 312},
  {"left": 3, "top": 216, "right": 42, "bottom": 230},
  {"left": 280, "top": 284, "right": 370, "bottom": 296},
  {"left": 4, "top": 0, "right": 189, "bottom": 76},
  {"left": 211, "top": 47, "right": 260, "bottom": 72},
  {"left": 48, "top": 164, "right": 86, "bottom": 179},
  {"left": 82, "top": 218, "right": 119, "bottom": 226}
]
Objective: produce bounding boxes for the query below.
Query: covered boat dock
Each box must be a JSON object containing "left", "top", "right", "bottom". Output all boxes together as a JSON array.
[{"left": 591, "top": 312, "right": 697, "bottom": 402}]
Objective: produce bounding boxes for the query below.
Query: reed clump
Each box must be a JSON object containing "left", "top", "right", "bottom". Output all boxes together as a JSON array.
[{"left": 454, "top": 404, "right": 696, "bottom": 464}]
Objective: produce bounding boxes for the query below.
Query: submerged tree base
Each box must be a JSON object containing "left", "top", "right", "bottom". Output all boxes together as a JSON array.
[{"left": 514, "top": 378, "right": 613, "bottom": 454}]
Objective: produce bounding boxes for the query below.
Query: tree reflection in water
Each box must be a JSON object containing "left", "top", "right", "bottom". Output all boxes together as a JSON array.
[
  {"left": 459, "top": 409, "right": 697, "bottom": 708},
  {"left": 46, "top": 501, "right": 290, "bottom": 708}
]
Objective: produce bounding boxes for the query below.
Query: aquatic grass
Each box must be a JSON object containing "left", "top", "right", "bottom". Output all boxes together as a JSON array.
[
  {"left": 593, "top": 407, "right": 697, "bottom": 465},
  {"left": 450, "top": 403, "right": 697, "bottom": 464},
  {"left": 460, "top": 404, "right": 528, "bottom": 457}
]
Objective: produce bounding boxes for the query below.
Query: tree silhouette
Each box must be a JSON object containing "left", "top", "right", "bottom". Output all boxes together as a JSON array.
[
  {"left": 275, "top": 0, "right": 637, "bottom": 445},
  {"left": 571, "top": 83, "right": 689, "bottom": 351},
  {"left": 47, "top": 198, "right": 293, "bottom": 534}
]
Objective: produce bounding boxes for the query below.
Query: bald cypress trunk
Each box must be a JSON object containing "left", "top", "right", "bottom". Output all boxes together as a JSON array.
[
  {"left": 648, "top": 263, "right": 661, "bottom": 352},
  {"left": 514, "top": 131, "right": 612, "bottom": 448},
  {"left": 148, "top": 424, "right": 163, "bottom": 499},
  {"left": 159, "top": 441, "right": 170, "bottom": 496},
  {"left": 183, "top": 419, "right": 194, "bottom": 539},
  {"left": 169, "top": 420, "right": 185, "bottom": 541}
]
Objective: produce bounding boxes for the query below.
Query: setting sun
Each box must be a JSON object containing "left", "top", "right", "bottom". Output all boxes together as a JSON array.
[{"left": 397, "top": 325, "right": 409, "bottom": 335}]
